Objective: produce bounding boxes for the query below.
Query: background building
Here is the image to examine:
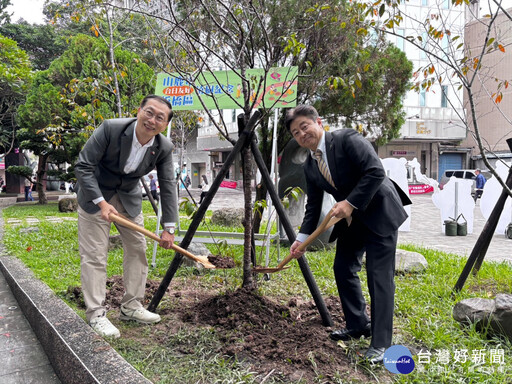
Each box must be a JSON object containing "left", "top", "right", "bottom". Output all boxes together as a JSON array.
[
  {"left": 377, "top": 0, "right": 467, "bottom": 181},
  {"left": 460, "top": 5, "right": 512, "bottom": 169}
]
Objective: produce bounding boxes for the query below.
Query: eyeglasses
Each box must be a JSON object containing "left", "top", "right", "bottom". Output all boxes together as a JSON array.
[{"left": 142, "top": 108, "right": 167, "bottom": 124}]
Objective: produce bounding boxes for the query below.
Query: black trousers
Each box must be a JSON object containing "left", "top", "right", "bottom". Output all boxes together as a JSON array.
[{"left": 333, "top": 218, "right": 397, "bottom": 348}]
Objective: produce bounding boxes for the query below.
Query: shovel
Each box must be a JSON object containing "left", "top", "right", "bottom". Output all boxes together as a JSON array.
[
  {"left": 253, "top": 212, "right": 347, "bottom": 274},
  {"left": 109, "top": 213, "right": 216, "bottom": 269}
]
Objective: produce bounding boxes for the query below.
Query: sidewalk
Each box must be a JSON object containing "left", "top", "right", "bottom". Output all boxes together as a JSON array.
[
  {"left": 0, "top": 268, "right": 60, "bottom": 383},
  {"left": 398, "top": 193, "right": 511, "bottom": 263}
]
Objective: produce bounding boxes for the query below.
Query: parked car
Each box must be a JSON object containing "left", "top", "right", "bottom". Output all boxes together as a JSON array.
[
  {"left": 439, "top": 169, "right": 491, "bottom": 196},
  {"left": 139, "top": 171, "right": 159, "bottom": 198}
]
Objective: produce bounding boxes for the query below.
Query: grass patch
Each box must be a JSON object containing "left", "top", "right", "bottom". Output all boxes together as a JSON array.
[{"left": 3, "top": 202, "right": 512, "bottom": 383}]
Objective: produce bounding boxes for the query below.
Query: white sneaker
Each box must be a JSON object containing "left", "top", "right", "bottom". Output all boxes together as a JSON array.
[
  {"left": 120, "top": 307, "right": 161, "bottom": 324},
  {"left": 90, "top": 316, "right": 120, "bottom": 338}
]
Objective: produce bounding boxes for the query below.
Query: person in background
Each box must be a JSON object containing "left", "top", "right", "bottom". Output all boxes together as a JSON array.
[
  {"left": 75, "top": 95, "right": 178, "bottom": 339},
  {"left": 285, "top": 105, "right": 411, "bottom": 364},
  {"left": 199, "top": 175, "right": 210, "bottom": 204},
  {"left": 148, "top": 173, "right": 158, "bottom": 202},
  {"left": 474, "top": 169, "right": 486, "bottom": 202},
  {"left": 24, "top": 177, "right": 34, "bottom": 201}
]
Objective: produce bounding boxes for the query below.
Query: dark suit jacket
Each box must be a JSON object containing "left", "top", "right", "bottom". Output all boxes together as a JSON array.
[
  {"left": 75, "top": 118, "right": 178, "bottom": 223},
  {"left": 300, "top": 129, "right": 411, "bottom": 241}
]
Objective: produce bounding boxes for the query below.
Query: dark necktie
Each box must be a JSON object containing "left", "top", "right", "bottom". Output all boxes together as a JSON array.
[{"left": 314, "top": 149, "right": 336, "bottom": 189}]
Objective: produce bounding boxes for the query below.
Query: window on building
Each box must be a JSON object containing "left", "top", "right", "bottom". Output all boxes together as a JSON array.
[
  {"left": 421, "top": 0, "right": 428, "bottom": 6},
  {"left": 441, "top": 85, "right": 448, "bottom": 108},
  {"left": 442, "top": 35, "right": 449, "bottom": 60},
  {"left": 368, "top": 29, "right": 378, "bottom": 45},
  {"left": 420, "top": 32, "right": 427, "bottom": 59},
  {"left": 396, "top": 29, "right": 404, "bottom": 51},
  {"left": 420, "top": 89, "right": 426, "bottom": 106},
  {"left": 442, "top": 0, "right": 450, "bottom": 9}
]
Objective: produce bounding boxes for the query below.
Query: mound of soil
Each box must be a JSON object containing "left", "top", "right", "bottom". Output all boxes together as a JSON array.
[
  {"left": 207, "top": 254, "right": 235, "bottom": 268},
  {"left": 182, "top": 288, "right": 369, "bottom": 382},
  {"left": 69, "top": 276, "right": 387, "bottom": 382}
]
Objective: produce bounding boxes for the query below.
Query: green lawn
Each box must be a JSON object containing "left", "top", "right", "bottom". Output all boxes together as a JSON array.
[{"left": 2, "top": 201, "right": 512, "bottom": 383}]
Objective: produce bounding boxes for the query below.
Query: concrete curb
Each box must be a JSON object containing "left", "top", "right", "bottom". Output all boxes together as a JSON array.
[{"left": 0, "top": 208, "right": 151, "bottom": 384}]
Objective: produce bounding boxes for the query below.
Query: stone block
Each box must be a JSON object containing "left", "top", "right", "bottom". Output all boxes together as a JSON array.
[{"left": 58, "top": 198, "right": 78, "bottom": 213}]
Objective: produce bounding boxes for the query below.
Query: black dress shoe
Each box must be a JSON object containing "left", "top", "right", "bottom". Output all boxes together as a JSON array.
[
  {"left": 329, "top": 323, "right": 371, "bottom": 341},
  {"left": 365, "top": 346, "right": 386, "bottom": 363}
]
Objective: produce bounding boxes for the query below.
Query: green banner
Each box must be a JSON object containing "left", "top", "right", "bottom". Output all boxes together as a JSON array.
[{"left": 155, "top": 67, "right": 298, "bottom": 111}]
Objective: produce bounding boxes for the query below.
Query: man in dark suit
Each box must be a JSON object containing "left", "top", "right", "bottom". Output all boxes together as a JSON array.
[
  {"left": 286, "top": 105, "right": 411, "bottom": 363},
  {"left": 75, "top": 95, "right": 178, "bottom": 338}
]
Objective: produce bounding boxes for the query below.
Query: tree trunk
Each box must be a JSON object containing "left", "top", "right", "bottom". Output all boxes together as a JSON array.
[
  {"left": 105, "top": 9, "right": 122, "bottom": 117},
  {"left": 241, "top": 142, "right": 255, "bottom": 289},
  {"left": 252, "top": 113, "right": 272, "bottom": 234},
  {"left": 35, "top": 153, "right": 49, "bottom": 205},
  {"left": 253, "top": 182, "right": 267, "bottom": 233}
]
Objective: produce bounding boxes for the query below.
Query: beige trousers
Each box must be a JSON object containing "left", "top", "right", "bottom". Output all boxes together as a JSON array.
[{"left": 78, "top": 194, "right": 148, "bottom": 322}]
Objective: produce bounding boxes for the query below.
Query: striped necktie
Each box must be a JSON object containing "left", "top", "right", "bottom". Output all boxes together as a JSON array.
[{"left": 314, "top": 149, "right": 336, "bottom": 189}]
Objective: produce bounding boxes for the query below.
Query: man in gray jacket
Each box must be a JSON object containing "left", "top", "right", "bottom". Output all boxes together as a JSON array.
[{"left": 75, "top": 95, "right": 178, "bottom": 338}]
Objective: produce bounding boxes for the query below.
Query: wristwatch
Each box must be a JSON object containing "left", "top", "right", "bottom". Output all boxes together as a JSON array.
[{"left": 164, "top": 226, "right": 175, "bottom": 235}]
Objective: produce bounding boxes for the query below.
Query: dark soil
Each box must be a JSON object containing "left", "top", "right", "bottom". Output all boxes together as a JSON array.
[
  {"left": 69, "top": 276, "right": 390, "bottom": 383},
  {"left": 207, "top": 254, "right": 236, "bottom": 268}
]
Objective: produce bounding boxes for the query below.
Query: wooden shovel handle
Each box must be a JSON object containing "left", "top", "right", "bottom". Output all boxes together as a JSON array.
[
  {"left": 275, "top": 213, "right": 343, "bottom": 270},
  {"left": 109, "top": 213, "right": 215, "bottom": 269}
]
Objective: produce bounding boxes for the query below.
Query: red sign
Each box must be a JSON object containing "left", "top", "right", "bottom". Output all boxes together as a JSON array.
[
  {"left": 220, "top": 180, "right": 237, "bottom": 189},
  {"left": 408, "top": 184, "right": 434, "bottom": 194},
  {"left": 162, "top": 86, "right": 194, "bottom": 96}
]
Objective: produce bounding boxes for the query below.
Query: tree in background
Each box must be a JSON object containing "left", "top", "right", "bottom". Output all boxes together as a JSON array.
[
  {"left": 0, "top": 0, "right": 11, "bottom": 25},
  {"left": 46, "top": 0, "right": 170, "bottom": 114},
  {"left": 249, "top": 2, "right": 412, "bottom": 231},
  {"left": 362, "top": 0, "right": 511, "bottom": 197},
  {"left": 0, "top": 22, "right": 68, "bottom": 71},
  {"left": 315, "top": 44, "right": 412, "bottom": 146},
  {"left": 0, "top": 34, "right": 32, "bottom": 157},
  {"left": 16, "top": 34, "right": 154, "bottom": 203}
]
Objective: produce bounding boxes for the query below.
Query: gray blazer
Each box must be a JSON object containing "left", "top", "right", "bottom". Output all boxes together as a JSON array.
[{"left": 75, "top": 118, "right": 178, "bottom": 224}]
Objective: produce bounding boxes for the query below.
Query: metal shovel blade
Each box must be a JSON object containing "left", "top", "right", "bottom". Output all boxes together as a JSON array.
[{"left": 253, "top": 213, "right": 345, "bottom": 274}]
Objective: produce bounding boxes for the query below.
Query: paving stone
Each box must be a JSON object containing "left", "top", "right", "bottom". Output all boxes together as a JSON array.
[
  {"left": 0, "top": 289, "right": 18, "bottom": 305},
  {"left": 0, "top": 364, "right": 61, "bottom": 384},
  {"left": 0, "top": 344, "right": 52, "bottom": 376},
  {"left": 0, "top": 312, "right": 32, "bottom": 333},
  {"left": 0, "top": 329, "right": 39, "bottom": 352},
  {"left": 45, "top": 218, "right": 63, "bottom": 223}
]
